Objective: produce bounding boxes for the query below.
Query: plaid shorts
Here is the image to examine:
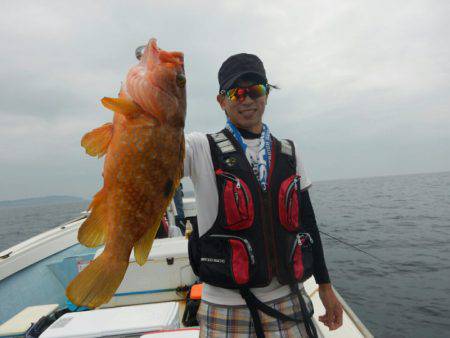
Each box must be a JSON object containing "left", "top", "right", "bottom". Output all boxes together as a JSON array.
[{"left": 197, "top": 292, "right": 310, "bottom": 338}]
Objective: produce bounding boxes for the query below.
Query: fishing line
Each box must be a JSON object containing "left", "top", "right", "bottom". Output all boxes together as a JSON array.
[
  {"left": 319, "top": 230, "right": 386, "bottom": 263},
  {"left": 319, "top": 230, "right": 416, "bottom": 276}
]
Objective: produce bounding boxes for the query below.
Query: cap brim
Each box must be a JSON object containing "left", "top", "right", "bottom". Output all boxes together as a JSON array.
[{"left": 221, "top": 71, "right": 267, "bottom": 90}]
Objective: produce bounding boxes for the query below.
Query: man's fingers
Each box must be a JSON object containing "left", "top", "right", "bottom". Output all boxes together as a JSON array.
[
  {"left": 327, "top": 310, "right": 343, "bottom": 330},
  {"left": 335, "top": 310, "right": 343, "bottom": 327},
  {"left": 329, "top": 323, "right": 339, "bottom": 330},
  {"left": 325, "top": 317, "right": 338, "bottom": 330},
  {"left": 334, "top": 305, "right": 343, "bottom": 327},
  {"left": 319, "top": 313, "right": 332, "bottom": 328},
  {"left": 318, "top": 313, "right": 329, "bottom": 322},
  {"left": 319, "top": 310, "right": 343, "bottom": 330}
]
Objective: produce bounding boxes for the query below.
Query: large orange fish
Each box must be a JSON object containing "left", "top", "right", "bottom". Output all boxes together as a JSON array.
[{"left": 66, "top": 38, "right": 186, "bottom": 308}]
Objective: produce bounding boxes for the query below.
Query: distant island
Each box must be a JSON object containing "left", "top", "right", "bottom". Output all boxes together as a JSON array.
[{"left": 0, "top": 196, "right": 88, "bottom": 208}]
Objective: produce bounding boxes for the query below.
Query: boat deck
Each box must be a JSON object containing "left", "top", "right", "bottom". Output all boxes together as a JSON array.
[{"left": 0, "top": 216, "right": 373, "bottom": 337}]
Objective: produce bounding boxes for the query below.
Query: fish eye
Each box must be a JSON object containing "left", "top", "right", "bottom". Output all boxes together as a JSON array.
[{"left": 176, "top": 73, "right": 186, "bottom": 88}]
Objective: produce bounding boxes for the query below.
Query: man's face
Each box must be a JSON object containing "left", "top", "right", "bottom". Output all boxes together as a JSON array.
[{"left": 217, "top": 79, "right": 267, "bottom": 133}]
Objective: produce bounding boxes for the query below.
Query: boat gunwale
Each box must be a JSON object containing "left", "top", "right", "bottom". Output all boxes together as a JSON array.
[{"left": 0, "top": 215, "right": 87, "bottom": 281}]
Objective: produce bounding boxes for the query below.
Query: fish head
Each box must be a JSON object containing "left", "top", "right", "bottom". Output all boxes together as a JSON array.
[{"left": 123, "top": 38, "right": 186, "bottom": 128}]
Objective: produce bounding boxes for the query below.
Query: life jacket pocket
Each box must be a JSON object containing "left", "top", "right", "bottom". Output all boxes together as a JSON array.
[
  {"left": 216, "top": 169, "right": 254, "bottom": 230},
  {"left": 199, "top": 234, "right": 255, "bottom": 286},
  {"left": 289, "top": 232, "right": 314, "bottom": 281},
  {"left": 279, "top": 175, "right": 301, "bottom": 231}
]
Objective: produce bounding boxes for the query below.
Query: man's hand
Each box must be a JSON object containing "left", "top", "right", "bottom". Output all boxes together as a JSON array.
[{"left": 318, "top": 283, "right": 343, "bottom": 330}]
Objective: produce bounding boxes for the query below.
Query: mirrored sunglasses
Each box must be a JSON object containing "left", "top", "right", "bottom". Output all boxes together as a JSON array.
[{"left": 220, "top": 84, "right": 268, "bottom": 102}]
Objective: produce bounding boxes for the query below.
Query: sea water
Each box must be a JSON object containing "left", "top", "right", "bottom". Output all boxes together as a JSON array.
[
  {"left": 1, "top": 171, "right": 449, "bottom": 337},
  {"left": 311, "top": 171, "right": 450, "bottom": 338}
]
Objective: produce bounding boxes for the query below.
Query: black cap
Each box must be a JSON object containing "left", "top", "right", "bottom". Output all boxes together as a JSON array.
[{"left": 218, "top": 53, "right": 267, "bottom": 91}]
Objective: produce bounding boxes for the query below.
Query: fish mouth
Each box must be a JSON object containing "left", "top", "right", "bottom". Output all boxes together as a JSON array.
[{"left": 139, "top": 39, "right": 184, "bottom": 67}]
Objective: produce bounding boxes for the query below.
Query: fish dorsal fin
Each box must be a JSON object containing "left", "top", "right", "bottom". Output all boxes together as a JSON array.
[
  {"left": 133, "top": 215, "right": 163, "bottom": 266},
  {"left": 81, "top": 123, "right": 113, "bottom": 158},
  {"left": 78, "top": 187, "right": 108, "bottom": 247},
  {"left": 101, "top": 97, "right": 143, "bottom": 119}
]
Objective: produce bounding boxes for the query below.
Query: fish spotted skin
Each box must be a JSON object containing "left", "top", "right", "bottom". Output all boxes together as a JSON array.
[{"left": 66, "top": 39, "right": 186, "bottom": 308}]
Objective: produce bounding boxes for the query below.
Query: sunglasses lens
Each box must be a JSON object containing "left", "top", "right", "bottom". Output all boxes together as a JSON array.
[
  {"left": 226, "top": 88, "right": 239, "bottom": 102},
  {"left": 248, "top": 84, "right": 267, "bottom": 99},
  {"left": 226, "top": 84, "right": 267, "bottom": 102}
]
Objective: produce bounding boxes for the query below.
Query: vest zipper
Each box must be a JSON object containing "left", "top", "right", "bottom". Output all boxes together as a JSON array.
[
  {"left": 260, "top": 189, "right": 278, "bottom": 279},
  {"left": 257, "top": 138, "right": 277, "bottom": 282},
  {"left": 219, "top": 130, "right": 277, "bottom": 283},
  {"left": 297, "top": 232, "right": 314, "bottom": 246},
  {"left": 285, "top": 176, "right": 299, "bottom": 210},
  {"left": 210, "top": 234, "right": 255, "bottom": 265},
  {"left": 289, "top": 232, "right": 314, "bottom": 262},
  {"left": 217, "top": 171, "right": 250, "bottom": 208}
]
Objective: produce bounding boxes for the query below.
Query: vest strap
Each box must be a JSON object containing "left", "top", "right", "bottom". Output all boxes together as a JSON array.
[
  {"left": 211, "top": 131, "right": 227, "bottom": 142},
  {"left": 280, "top": 139, "right": 297, "bottom": 171},
  {"left": 239, "top": 286, "right": 317, "bottom": 338},
  {"left": 290, "top": 283, "right": 318, "bottom": 338},
  {"left": 211, "top": 132, "right": 236, "bottom": 154},
  {"left": 280, "top": 139, "right": 294, "bottom": 156}
]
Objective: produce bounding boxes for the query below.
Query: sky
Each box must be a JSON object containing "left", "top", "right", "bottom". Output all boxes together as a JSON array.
[{"left": 0, "top": 0, "right": 449, "bottom": 201}]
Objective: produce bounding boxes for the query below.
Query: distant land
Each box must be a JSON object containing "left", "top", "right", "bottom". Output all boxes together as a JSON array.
[{"left": 0, "top": 195, "right": 88, "bottom": 208}]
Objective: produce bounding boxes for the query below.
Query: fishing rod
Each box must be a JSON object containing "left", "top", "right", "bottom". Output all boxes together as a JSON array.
[{"left": 319, "top": 230, "right": 385, "bottom": 263}]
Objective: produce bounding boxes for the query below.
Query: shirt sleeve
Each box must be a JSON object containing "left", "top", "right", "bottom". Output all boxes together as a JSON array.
[
  {"left": 300, "top": 189, "right": 331, "bottom": 284},
  {"left": 183, "top": 133, "right": 194, "bottom": 178},
  {"left": 183, "top": 132, "right": 211, "bottom": 179},
  {"left": 292, "top": 141, "right": 330, "bottom": 284},
  {"left": 292, "top": 141, "right": 312, "bottom": 190}
]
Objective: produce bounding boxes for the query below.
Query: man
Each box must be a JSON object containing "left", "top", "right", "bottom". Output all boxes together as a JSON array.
[
  {"left": 173, "top": 183, "right": 186, "bottom": 235},
  {"left": 184, "top": 53, "right": 342, "bottom": 337}
]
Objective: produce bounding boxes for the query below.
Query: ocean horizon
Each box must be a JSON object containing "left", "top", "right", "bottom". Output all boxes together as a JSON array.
[{"left": 2, "top": 169, "right": 447, "bottom": 204}]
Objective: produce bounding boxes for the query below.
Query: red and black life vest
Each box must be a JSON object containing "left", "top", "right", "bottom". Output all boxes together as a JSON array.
[
  {"left": 188, "top": 128, "right": 318, "bottom": 338},
  {"left": 188, "top": 128, "right": 314, "bottom": 288}
]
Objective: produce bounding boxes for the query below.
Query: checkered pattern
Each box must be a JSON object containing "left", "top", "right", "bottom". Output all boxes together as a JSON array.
[{"left": 197, "top": 293, "right": 310, "bottom": 337}]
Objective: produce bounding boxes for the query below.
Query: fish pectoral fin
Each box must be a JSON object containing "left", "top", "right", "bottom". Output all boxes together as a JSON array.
[
  {"left": 101, "top": 97, "right": 143, "bottom": 119},
  {"left": 102, "top": 97, "right": 160, "bottom": 126},
  {"left": 133, "top": 222, "right": 160, "bottom": 266},
  {"left": 78, "top": 188, "right": 107, "bottom": 247},
  {"left": 81, "top": 123, "right": 113, "bottom": 158}
]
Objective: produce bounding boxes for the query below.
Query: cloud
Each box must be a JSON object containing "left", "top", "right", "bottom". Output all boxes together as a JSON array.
[{"left": 0, "top": 0, "right": 449, "bottom": 200}]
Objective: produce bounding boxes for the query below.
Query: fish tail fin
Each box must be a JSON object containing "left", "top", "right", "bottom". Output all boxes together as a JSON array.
[
  {"left": 78, "top": 188, "right": 108, "bottom": 247},
  {"left": 66, "top": 251, "right": 129, "bottom": 308},
  {"left": 81, "top": 122, "right": 113, "bottom": 158}
]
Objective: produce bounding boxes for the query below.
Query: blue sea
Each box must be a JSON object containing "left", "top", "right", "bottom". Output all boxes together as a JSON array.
[{"left": 1, "top": 171, "right": 449, "bottom": 338}]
